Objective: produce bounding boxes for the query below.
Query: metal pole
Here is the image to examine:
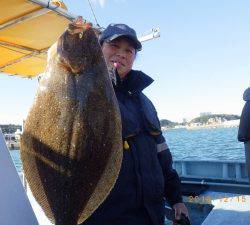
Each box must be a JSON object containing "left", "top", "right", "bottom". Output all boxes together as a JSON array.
[
  {"left": 28, "top": 0, "right": 78, "bottom": 21},
  {"left": 138, "top": 28, "right": 160, "bottom": 42}
]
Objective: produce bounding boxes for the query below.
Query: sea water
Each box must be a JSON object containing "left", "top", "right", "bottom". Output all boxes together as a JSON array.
[
  {"left": 164, "top": 127, "right": 245, "bottom": 161},
  {"left": 10, "top": 127, "right": 245, "bottom": 173}
]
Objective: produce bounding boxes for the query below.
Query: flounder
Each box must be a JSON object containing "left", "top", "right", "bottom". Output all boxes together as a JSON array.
[{"left": 20, "top": 19, "right": 123, "bottom": 225}]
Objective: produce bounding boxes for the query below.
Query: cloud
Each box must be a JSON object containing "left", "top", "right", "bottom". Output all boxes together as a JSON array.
[
  {"left": 90, "top": 0, "right": 107, "bottom": 8},
  {"left": 98, "top": 0, "right": 107, "bottom": 7}
]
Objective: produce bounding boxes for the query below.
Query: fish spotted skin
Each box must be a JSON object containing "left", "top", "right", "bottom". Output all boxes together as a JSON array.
[{"left": 20, "top": 23, "right": 123, "bottom": 225}]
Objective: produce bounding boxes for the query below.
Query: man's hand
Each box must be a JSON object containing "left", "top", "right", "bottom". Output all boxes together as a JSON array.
[{"left": 172, "top": 202, "right": 189, "bottom": 220}]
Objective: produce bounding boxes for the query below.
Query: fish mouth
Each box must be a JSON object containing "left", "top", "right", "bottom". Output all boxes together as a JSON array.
[{"left": 68, "top": 16, "right": 92, "bottom": 35}]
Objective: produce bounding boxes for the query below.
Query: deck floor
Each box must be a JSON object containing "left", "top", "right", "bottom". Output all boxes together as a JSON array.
[{"left": 201, "top": 191, "right": 250, "bottom": 225}]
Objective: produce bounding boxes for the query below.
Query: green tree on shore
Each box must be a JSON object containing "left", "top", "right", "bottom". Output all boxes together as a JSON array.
[{"left": 0, "top": 124, "right": 22, "bottom": 134}]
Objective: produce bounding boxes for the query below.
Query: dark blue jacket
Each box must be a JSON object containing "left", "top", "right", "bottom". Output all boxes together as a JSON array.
[
  {"left": 82, "top": 70, "right": 182, "bottom": 225},
  {"left": 238, "top": 88, "right": 250, "bottom": 142}
]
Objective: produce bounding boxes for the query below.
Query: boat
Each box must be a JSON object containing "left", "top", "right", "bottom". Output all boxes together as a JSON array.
[
  {"left": 1, "top": 125, "right": 250, "bottom": 225},
  {"left": 4, "top": 129, "right": 21, "bottom": 150},
  {"left": 0, "top": 127, "right": 38, "bottom": 225},
  {"left": 170, "top": 160, "right": 250, "bottom": 225}
]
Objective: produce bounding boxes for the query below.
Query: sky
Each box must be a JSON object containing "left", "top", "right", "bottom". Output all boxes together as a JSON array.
[{"left": 0, "top": 0, "right": 250, "bottom": 124}]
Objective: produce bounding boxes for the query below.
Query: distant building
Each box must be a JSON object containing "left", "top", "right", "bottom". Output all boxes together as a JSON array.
[{"left": 4, "top": 129, "right": 21, "bottom": 150}]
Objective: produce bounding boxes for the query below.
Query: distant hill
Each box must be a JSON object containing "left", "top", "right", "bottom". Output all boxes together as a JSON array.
[
  {"left": 160, "top": 119, "right": 179, "bottom": 128},
  {"left": 190, "top": 114, "right": 240, "bottom": 124},
  {"left": 0, "top": 124, "right": 22, "bottom": 134}
]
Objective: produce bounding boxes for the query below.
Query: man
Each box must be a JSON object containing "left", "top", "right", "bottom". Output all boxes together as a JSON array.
[
  {"left": 80, "top": 21, "right": 189, "bottom": 225},
  {"left": 238, "top": 87, "right": 250, "bottom": 181}
]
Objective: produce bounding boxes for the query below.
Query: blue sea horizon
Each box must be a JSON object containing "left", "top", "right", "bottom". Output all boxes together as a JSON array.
[{"left": 10, "top": 127, "right": 245, "bottom": 173}]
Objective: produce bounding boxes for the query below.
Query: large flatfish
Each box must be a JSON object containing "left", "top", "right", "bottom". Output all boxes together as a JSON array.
[{"left": 20, "top": 19, "right": 123, "bottom": 225}]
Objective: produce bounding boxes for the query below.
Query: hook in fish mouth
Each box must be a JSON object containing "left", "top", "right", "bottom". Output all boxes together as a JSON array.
[{"left": 68, "top": 16, "right": 92, "bottom": 38}]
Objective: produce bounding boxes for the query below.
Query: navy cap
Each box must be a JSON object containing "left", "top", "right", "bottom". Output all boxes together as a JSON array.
[{"left": 99, "top": 23, "right": 142, "bottom": 51}]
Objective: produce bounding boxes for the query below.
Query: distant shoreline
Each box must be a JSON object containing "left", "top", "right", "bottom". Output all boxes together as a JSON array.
[{"left": 162, "top": 121, "right": 239, "bottom": 131}]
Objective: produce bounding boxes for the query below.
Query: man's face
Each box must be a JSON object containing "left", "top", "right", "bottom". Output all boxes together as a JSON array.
[{"left": 101, "top": 37, "right": 136, "bottom": 79}]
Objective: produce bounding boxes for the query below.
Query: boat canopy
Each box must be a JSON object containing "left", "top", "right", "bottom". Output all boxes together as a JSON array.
[{"left": 0, "top": 0, "right": 71, "bottom": 78}]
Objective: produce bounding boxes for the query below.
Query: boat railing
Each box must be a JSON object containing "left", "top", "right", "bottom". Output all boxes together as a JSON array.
[
  {"left": 17, "top": 159, "right": 249, "bottom": 194},
  {"left": 173, "top": 159, "right": 248, "bottom": 182}
]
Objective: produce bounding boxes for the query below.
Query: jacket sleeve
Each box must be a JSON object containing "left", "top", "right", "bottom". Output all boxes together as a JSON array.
[
  {"left": 238, "top": 101, "right": 250, "bottom": 142},
  {"left": 154, "top": 134, "right": 183, "bottom": 207}
]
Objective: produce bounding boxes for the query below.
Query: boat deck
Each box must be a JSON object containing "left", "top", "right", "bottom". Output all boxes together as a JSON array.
[{"left": 201, "top": 191, "right": 250, "bottom": 225}]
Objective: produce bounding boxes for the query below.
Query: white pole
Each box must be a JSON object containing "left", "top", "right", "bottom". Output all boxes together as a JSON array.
[{"left": 138, "top": 28, "right": 160, "bottom": 43}]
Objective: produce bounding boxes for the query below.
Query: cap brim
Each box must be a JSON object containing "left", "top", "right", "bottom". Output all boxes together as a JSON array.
[{"left": 108, "top": 34, "right": 142, "bottom": 51}]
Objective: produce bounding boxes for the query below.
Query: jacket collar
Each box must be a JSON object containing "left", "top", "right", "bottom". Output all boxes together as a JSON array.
[{"left": 115, "top": 70, "right": 154, "bottom": 94}]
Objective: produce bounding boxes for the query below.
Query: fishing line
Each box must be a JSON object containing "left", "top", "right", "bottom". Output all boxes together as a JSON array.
[{"left": 87, "top": 0, "right": 101, "bottom": 27}]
